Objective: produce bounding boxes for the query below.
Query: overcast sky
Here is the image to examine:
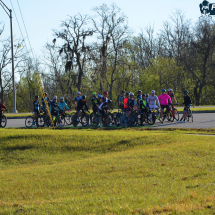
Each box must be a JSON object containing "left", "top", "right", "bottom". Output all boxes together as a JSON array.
[{"left": 0, "top": 0, "right": 209, "bottom": 60}]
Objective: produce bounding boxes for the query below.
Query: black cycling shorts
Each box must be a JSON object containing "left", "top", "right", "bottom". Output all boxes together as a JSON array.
[
  {"left": 161, "top": 105, "right": 170, "bottom": 111},
  {"left": 98, "top": 109, "right": 105, "bottom": 116},
  {"left": 184, "top": 106, "right": 190, "bottom": 111},
  {"left": 141, "top": 109, "right": 147, "bottom": 113},
  {"left": 93, "top": 106, "right": 98, "bottom": 114}
]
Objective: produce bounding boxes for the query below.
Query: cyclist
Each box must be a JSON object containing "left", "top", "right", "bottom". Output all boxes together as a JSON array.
[
  {"left": 139, "top": 94, "right": 148, "bottom": 114},
  {"left": 136, "top": 90, "right": 142, "bottom": 108},
  {"left": 74, "top": 92, "right": 82, "bottom": 108},
  {"left": 101, "top": 92, "right": 108, "bottom": 104},
  {"left": 178, "top": 90, "right": 192, "bottom": 123},
  {"left": 58, "top": 97, "right": 70, "bottom": 111},
  {"left": 92, "top": 92, "right": 99, "bottom": 114},
  {"left": 0, "top": 100, "right": 7, "bottom": 126},
  {"left": 158, "top": 89, "right": 172, "bottom": 119},
  {"left": 41, "top": 92, "right": 50, "bottom": 115},
  {"left": 127, "top": 92, "right": 136, "bottom": 120},
  {"left": 98, "top": 99, "right": 112, "bottom": 127},
  {"left": 76, "top": 95, "right": 88, "bottom": 122},
  {"left": 50, "top": 96, "right": 63, "bottom": 126},
  {"left": 145, "top": 93, "right": 149, "bottom": 102},
  {"left": 33, "top": 96, "right": 40, "bottom": 125},
  {"left": 147, "top": 90, "right": 163, "bottom": 124},
  {"left": 168, "top": 89, "right": 177, "bottom": 104},
  {"left": 119, "top": 90, "right": 125, "bottom": 111},
  {"left": 123, "top": 92, "right": 130, "bottom": 114}
]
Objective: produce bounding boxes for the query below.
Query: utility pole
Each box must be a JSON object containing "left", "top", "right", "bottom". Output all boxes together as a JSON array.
[{"left": 0, "top": 0, "right": 17, "bottom": 113}]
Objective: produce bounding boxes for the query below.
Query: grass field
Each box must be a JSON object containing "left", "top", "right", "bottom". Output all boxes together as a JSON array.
[{"left": 0, "top": 128, "right": 215, "bottom": 214}]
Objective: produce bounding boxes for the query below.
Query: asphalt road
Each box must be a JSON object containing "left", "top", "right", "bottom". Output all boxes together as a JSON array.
[{"left": 4, "top": 113, "right": 215, "bottom": 129}]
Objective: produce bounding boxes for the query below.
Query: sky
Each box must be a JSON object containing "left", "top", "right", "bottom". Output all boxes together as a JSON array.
[{"left": 0, "top": 0, "right": 210, "bottom": 60}]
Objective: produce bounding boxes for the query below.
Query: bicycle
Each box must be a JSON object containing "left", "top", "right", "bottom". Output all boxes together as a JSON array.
[
  {"left": 137, "top": 110, "right": 150, "bottom": 126},
  {"left": 92, "top": 109, "right": 113, "bottom": 128},
  {"left": 161, "top": 107, "right": 173, "bottom": 122},
  {"left": 120, "top": 110, "right": 138, "bottom": 128},
  {"left": 72, "top": 109, "right": 89, "bottom": 127},
  {"left": 185, "top": 106, "right": 193, "bottom": 122},
  {"left": 111, "top": 108, "right": 122, "bottom": 127},
  {"left": 0, "top": 110, "right": 7, "bottom": 128},
  {"left": 25, "top": 112, "right": 45, "bottom": 128},
  {"left": 148, "top": 108, "right": 160, "bottom": 125},
  {"left": 170, "top": 104, "right": 179, "bottom": 122}
]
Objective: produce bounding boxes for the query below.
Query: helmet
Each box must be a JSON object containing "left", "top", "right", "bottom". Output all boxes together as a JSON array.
[
  {"left": 183, "top": 90, "right": 188, "bottom": 94},
  {"left": 138, "top": 90, "right": 142, "bottom": 93},
  {"left": 130, "top": 92, "right": 134, "bottom": 96},
  {"left": 98, "top": 94, "right": 102, "bottom": 98},
  {"left": 168, "top": 88, "right": 173, "bottom": 92},
  {"left": 60, "top": 97, "right": 64, "bottom": 100},
  {"left": 35, "top": 95, "right": 39, "bottom": 98},
  {"left": 92, "top": 92, "right": 96, "bottom": 95},
  {"left": 151, "top": 90, "right": 155, "bottom": 94},
  {"left": 142, "top": 94, "right": 146, "bottom": 97},
  {"left": 103, "top": 92, "right": 108, "bottom": 95},
  {"left": 126, "top": 92, "right": 130, "bottom": 96},
  {"left": 146, "top": 93, "right": 149, "bottom": 96},
  {"left": 121, "top": 90, "right": 125, "bottom": 93},
  {"left": 162, "top": 89, "right": 166, "bottom": 92},
  {"left": 82, "top": 95, "right": 86, "bottom": 99},
  {"left": 77, "top": 92, "right": 81, "bottom": 95},
  {"left": 44, "top": 92, "right": 47, "bottom": 96},
  {"left": 107, "top": 99, "right": 112, "bottom": 103},
  {"left": 53, "top": 96, "right": 57, "bottom": 100}
]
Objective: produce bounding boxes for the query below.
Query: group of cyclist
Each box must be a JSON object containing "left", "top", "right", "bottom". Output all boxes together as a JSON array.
[
  {"left": 0, "top": 88, "right": 192, "bottom": 127},
  {"left": 118, "top": 89, "right": 192, "bottom": 125}
]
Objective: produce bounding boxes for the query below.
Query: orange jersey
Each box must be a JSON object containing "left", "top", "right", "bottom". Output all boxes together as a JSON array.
[{"left": 124, "top": 97, "right": 129, "bottom": 108}]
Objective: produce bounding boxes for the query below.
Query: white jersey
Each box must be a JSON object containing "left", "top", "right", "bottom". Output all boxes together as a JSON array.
[{"left": 148, "top": 95, "right": 160, "bottom": 107}]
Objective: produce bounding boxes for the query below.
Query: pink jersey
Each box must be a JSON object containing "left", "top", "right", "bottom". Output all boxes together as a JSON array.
[{"left": 158, "top": 94, "right": 172, "bottom": 105}]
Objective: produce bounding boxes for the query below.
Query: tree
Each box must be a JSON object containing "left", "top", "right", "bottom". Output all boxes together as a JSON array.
[
  {"left": 92, "top": 3, "right": 131, "bottom": 99},
  {"left": 53, "top": 14, "right": 94, "bottom": 91}
]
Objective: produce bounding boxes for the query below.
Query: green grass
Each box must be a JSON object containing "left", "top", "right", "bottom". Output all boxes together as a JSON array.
[
  {"left": 177, "top": 107, "right": 215, "bottom": 112},
  {"left": 0, "top": 128, "right": 215, "bottom": 214}
]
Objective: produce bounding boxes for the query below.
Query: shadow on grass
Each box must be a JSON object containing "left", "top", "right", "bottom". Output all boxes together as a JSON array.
[{"left": 5, "top": 145, "right": 34, "bottom": 151}]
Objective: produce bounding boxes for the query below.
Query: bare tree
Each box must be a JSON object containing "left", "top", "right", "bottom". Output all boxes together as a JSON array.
[
  {"left": 92, "top": 4, "right": 131, "bottom": 98},
  {"left": 53, "top": 14, "right": 94, "bottom": 91},
  {"left": 0, "top": 32, "right": 27, "bottom": 104}
]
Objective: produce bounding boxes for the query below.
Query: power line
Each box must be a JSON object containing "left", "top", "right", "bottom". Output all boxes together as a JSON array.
[
  {"left": 16, "top": 0, "right": 37, "bottom": 63},
  {"left": 0, "top": 1, "right": 9, "bottom": 17},
  {"left": 9, "top": 0, "right": 28, "bottom": 52}
]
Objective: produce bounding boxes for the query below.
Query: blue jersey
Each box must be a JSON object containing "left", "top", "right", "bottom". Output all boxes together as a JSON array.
[
  {"left": 33, "top": 101, "right": 40, "bottom": 112},
  {"left": 42, "top": 97, "right": 50, "bottom": 109},
  {"left": 75, "top": 97, "right": 82, "bottom": 104}
]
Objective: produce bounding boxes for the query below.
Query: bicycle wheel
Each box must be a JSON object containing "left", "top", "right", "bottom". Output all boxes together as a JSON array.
[
  {"left": 81, "top": 114, "right": 89, "bottom": 127},
  {"left": 72, "top": 113, "right": 79, "bottom": 127},
  {"left": 91, "top": 114, "right": 99, "bottom": 127},
  {"left": 55, "top": 115, "right": 65, "bottom": 127},
  {"left": 138, "top": 114, "right": 144, "bottom": 126},
  {"left": 64, "top": 114, "right": 72, "bottom": 125},
  {"left": 120, "top": 114, "right": 127, "bottom": 128},
  {"left": 0, "top": 115, "right": 7, "bottom": 128},
  {"left": 25, "top": 116, "right": 34, "bottom": 128},
  {"left": 167, "top": 111, "right": 173, "bottom": 122},
  {"left": 102, "top": 114, "right": 111, "bottom": 127},
  {"left": 173, "top": 109, "right": 179, "bottom": 122},
  {"left": 108, "top": 113, "right": 114, "bottom": 125},
  {"left": 152, "top": 113, "right": 156, "bottom": 125},
  {"left": 37, "top": 116, "right": 45, "bottom": 127},
  {"left": 115, "top": 113, "right": 122, "bottom": 127},
  {"left": 128, "top": 114, "right": 138, "bottom": 127}
]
